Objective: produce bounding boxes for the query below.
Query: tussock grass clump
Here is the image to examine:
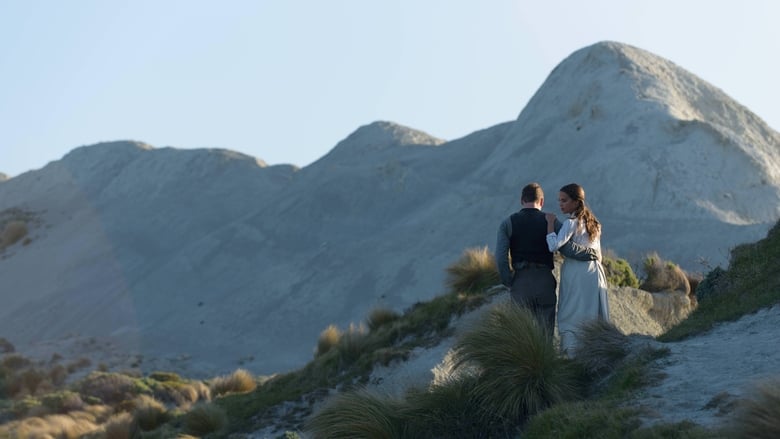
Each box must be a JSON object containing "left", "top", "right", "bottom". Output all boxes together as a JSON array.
[
  {"left": 315, "top": 325, "right": 341, "bottom": 358},
  {"left": 0, "top": 412, "right": 99, "bottom": 438},
  {"left": 100, "top": 411, "right": 135, "bottom": 439},
  {"left": 731, "top": 378, "right": 780, "bottom": 439},
  {"left": 366, "top": 307, "right": 401, "bottom": 332},
  {"left": 572, "top": 320, "right": 631, "bottom": 377},
  {"left": 77, "top": 371, "right": 140, "bottom": 405},
  {"left": 445, "top": 246, "right": 500, "bottom": 294},
  {"left": 304, "top": 388, "right": 405, "bottom": 439},
  {"left": 210, "top": 369, "right": 257, "bottom": 397},
  {"left": 183, "top": 402, "right": 228, "bottom": 436},
  {"left": 336, "top": 323, "right": 369, "bottom": 366},
  {"left": 132, "top": 394, "right": 169, "bottom": 431},
  {"left": 0, "top": 220, "right": 27, "bottom": 249},
  {"left": 640, "top": 252, "right": 690, "bottom": 294},
  {"left": 452, "top": 301, "right": 581, "bottom": 422},
  {"left": 404, "top": 373, "right": 493, "bottom": 437},
  {"left": 146, "top": 377, "right": 210, "bottom": 405}
]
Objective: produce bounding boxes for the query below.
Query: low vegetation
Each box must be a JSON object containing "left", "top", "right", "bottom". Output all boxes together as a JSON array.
[
  {"left": 602, "top": 251, "right": 640, "bottom": 288},
  {"left": 661, "top": 219, "right": 780, "bottom": 341},
  {"left": 2, "top": 222, "right": 778, "bottom": 437},
  {"left": 640, "top": 252, "right": 690, "bottom": 294},
  {"left": 0, "top": 208, "right": 40, "bottom": 252},
  {"left": 444, "top": 246, "right": 500, "bottom": 294},
  {"left": 730, "top": 378, "right": 780, "bottom": 439}
]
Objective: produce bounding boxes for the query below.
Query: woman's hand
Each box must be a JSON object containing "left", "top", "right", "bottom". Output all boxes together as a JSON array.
[{"left": 545, "top": 212, "right": 557, "bottom": 224}]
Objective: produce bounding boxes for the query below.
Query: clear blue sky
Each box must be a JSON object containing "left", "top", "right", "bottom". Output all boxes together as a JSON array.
[{"left": 1, "top": 1, "right": 777, "bottom": 177}]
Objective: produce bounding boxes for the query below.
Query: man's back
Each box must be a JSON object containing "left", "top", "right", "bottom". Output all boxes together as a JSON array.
[{"left": 509, "top": 208, "right": 554, "bottom": 269}]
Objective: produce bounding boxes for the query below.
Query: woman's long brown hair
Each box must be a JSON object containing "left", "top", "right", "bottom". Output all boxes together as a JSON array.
[{"left": 560, "top": 183, "right": 600, "bottom": 241}]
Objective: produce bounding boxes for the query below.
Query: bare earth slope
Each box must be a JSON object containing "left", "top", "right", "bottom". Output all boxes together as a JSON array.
[{"left": 0, "top": 41, "right": 778, "bottom": 377}]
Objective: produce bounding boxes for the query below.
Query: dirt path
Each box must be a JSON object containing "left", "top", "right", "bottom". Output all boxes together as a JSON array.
[{"left": 630, "top": 305, "right": 780, "bottom": 428}]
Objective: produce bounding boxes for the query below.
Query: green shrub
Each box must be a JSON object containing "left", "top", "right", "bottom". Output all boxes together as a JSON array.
[
  {"left": 148, "top": 371, "right": 182, "bottom": 382},
  {"left": 41, "top": 390, "right": 84, "bottom": 414},
  {"left": 11, "top": 395, "right": 42, "bottom": 418},
  {"left": 366, "top": 307, "right": 401, "bottom": 332},
  {"left": 304, "top": 388, "right": 405, "bottom": 439},
  {"left": 602, "top": 255, "right": 639, "bottom": 288},
  {"left": 209, "top": 369, "right": 257, "bottom": 397},
  {"left": 452, "top": 301, "right": 581, "bottom": 423},
  {"left": 445, "top": 246, "right": 500, "bottom": 294},
  {"left": 48, "top": 364, "right": 68, "bottom": 386},
  {"left": 523, "top": 401, "right": 640, "bottom": 438},
  {"left": 694, "top": 266, "right": 726, "bottom": 301},
  {"left": 183, "top": 402, "right": 228, "bottom": 436},
  {"left": 1, "top": 353, "right": 31, "bottom": 370},
  {"left": 640, "top": 253, "right": 690, "bottom": 294}
]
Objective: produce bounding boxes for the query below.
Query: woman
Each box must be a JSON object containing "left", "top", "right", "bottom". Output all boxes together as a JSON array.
[{"left": 545, "top": 183, "right": 609, "bottom": 354}]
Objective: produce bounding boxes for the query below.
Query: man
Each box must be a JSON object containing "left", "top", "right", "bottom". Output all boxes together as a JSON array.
[{"left": 495, "top": 182, "right": 598, "bottom": 333}]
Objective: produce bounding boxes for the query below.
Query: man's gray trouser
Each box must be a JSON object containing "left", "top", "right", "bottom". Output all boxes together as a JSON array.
[{"left": 509, "top": 265, "right": 557, "bottom": 334}]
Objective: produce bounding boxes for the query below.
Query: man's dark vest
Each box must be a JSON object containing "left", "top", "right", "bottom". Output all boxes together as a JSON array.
[{"left": 509, "top": 208, "right": 554, "bottom": 269}]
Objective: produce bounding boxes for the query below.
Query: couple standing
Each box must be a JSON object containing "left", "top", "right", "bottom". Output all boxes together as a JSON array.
[{"left": 495, "top": 182, "right": 610, "bottom": 354}]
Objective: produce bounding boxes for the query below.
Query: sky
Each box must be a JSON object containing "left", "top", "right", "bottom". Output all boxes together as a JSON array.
[{"left": 0, "top": 1, "right": 778, "bottom": 178}]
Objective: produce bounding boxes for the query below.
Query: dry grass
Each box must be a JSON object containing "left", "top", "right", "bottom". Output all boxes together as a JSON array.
[
  {"left": 100, "top": 412, "right": 135, "bottom": 439},
  {"left": 209, "top": 368, "right": 257, "bottom": 397},
  {"left": 0, "top": 220, "right": 27, "bottom": 250},
  {"left": 0, "top": 412, "right": 99, "bottom": 439},
  {"left": 315, "top": 324, "right": 341, "bottom": 358},
  {"left": 367, "top": 307, "right": 401, "bottom": 332},
  {"left": 76, "top": 372, "right": 138, "bottom": 405},
  {"left": 445, "top": 246, "right": 500, "bottom": 294},
  {"left": 336, "top": 323, "right": 369, "bottom": 366},
  {"left": 132, "top": 394, "right": 169, "bottom": 431},
  {"left": 640, "top": 252, "right": 690, "bottom": 294}
]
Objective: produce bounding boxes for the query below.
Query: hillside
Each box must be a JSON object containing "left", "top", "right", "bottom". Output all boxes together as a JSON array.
[{"left": 0, "top": 41, "right": 778, "bottom": 378}]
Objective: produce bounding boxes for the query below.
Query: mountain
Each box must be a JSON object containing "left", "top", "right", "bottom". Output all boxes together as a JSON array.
[{"left": 0, "top": 41, "right": 778, "bottom": 377}]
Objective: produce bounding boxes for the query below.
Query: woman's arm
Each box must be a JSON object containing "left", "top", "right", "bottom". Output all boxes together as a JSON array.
[{"left": 545, "top": 216, "right": 576, "bottom": 252}]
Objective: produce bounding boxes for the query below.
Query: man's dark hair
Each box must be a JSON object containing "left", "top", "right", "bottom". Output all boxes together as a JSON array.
[{"left": 521, "top": 182, "right": 544, "bottom": 203}]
